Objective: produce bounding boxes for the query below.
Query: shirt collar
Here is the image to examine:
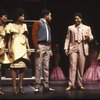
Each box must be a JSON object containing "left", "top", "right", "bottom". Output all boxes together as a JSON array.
[
  {"left": 75, "top": 23, "right": 83, "bottom": 28},
  {"left": 41, "top": 18, "right": 46, "bottom": 23}
]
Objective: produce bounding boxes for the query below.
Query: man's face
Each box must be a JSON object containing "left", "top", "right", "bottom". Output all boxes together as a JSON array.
[
  {"left": 0, "top": 15, "right": 8, "bottom": 23},
  {"left": 45, "top": 13, "right": 52, "bottom": 22},
  {"left": 74, "top": 16, "right": 82, "bottom": 25}
]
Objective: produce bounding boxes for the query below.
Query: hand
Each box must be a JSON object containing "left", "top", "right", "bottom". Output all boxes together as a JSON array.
[
  {"left": 9, "top": 50, "right": 14, "bottom": 58},
  {"left": 27, "top": 49, "right": 31, "bottom": 56},
  {"left": 0, "top": 51, "right": 4, "bottom": 57},
  {"left": 35, "top": 49, "right": 40, "bottom": 58},
  {"left": 36, "top": 49, "right": 40, "bottom": 53},
  {"left": 49, "top": 50, "right": 53, "bottom": 56},
  {"left": 65, "top": 50, "right": 69, "bottom": 56},
  {"left": 46, "top": 50, "right": 53, "bottom": 56},
  {"left": 0, "top": 48, "right": 5, "bottom": 57},
  {"left": 85, "top": 35, "right": 89, "bottom": 41}
]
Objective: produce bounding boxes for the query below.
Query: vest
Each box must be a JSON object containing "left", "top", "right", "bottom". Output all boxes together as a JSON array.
[{"left": 38, "top": 19, "right": 51, "bottom": 42}]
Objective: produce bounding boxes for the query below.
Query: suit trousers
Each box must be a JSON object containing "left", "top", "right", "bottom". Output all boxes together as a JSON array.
[
  {"left": 35, "top": 44, "right": 51, "bottom": 88},
  {"left": 68, "top": 42, "right": 86, "bottom": 87}
]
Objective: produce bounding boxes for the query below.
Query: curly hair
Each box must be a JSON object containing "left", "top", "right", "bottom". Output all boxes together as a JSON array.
[
  {"left": 73, "top": 12, "right": 83, "bottom": 19},
  {"left": 12, "top": 8, "right": 25, "bottom": 21},
  {"left": 0, "top": 9, "right": 7, "bottom": 17}
]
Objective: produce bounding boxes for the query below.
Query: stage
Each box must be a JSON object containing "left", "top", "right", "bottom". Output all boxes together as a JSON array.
[{"left": 0, "top": 80, "right": 100, "bottom": 100}]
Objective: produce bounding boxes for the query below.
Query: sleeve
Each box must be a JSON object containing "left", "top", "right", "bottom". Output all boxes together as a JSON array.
[
  {"left": 5, "top": 23, "right": 12, "bottom": 34},
  {"left": 32, "top": 21, "right": 40, "bottom": 50},
  {"left": 64, "top": 26, "right": 70, "bottom": 51},
  {"left": 23, "top": 24, "right": 29, "bottom": 37},
  {"left": 24, "top": 23, "right": 28, "bottom": 32},
  {"left": 88, "top": 26, "right": 94, "bottom": 41}
]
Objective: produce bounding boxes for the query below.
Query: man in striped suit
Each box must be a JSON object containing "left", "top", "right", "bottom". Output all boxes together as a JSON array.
[{"left": 64, "top": 13, "right": 94, "bottom": 91}]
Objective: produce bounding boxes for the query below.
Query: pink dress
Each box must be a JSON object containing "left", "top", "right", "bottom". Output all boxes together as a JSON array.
[
  {"left": 50, "top": 66, "right": 66, "bottom": 81},
  {"left": 50, "top": 46, "right": 66, "bottom": 81},
  {"left": 83, "top": 49, "right": 100, "bottom": 81}
]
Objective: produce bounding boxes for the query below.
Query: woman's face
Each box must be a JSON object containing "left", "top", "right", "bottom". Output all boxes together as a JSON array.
[
  {"left": 18, "top": 14, "right": 25, "bottom": 23},
  {"left": 0, "top": 15, "right": 8, "bottom": 23}
]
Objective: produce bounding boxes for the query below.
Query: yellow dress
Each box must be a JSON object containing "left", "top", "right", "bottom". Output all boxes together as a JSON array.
[
  {"left": 97, "top": 52, "right": 100, "bottom": 61},
  {"left": 0, "top": 26, "right": 10, "bottom": 64},
  {"left": 6, "top": 23, "right": 30, "bottom": 68}
]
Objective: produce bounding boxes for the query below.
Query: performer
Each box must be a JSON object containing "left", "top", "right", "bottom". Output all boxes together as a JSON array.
[
  {"left": 0, "top": 9, "right": 10, "bottom": 95},
  {"left": 6, "top": 8, "right": 31, "bottom": 95},
  {"left": 83, "top": 42, "right": 100, "bottom": 81},
  {"left": 64, "top": 12, "right": 94, "bottom": 90},
  {"left": 32, "top": 9, "right": 55, "bottom": 93},
  {"left": 50, "top": 44, "right": 66, "bottom": 81}
]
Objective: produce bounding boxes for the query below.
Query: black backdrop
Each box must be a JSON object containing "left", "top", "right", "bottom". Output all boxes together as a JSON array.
[{"left": 0, "top": 0, "right": 100, "bottom": 78}]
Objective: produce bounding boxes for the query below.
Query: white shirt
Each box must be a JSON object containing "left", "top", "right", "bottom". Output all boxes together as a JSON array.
[{"left": 41, "top": 18, "right": 49, "bottom": 41}]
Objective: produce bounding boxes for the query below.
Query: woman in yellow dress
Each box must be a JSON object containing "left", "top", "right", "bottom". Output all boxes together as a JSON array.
[
  {"left": 0, "top": 9, "right": 10, "bottom": 95},
  {"left": 6, "top": 8, "right": 31, "bottom": 95}
]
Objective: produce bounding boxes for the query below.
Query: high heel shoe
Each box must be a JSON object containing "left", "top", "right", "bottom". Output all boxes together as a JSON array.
[
  {"left": 19, "top": 87, "right": 25, "bottom": 94},
  {"left": 13, "top": 87, "right": 18, "bottom": 95},
  {"left": 0, "top": 88, "right": 5, "bottom": 95}
]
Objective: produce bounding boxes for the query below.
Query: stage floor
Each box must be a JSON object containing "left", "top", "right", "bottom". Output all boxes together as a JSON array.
[{"left": 0, "top": 81, "right": 100, "bottom": 100}]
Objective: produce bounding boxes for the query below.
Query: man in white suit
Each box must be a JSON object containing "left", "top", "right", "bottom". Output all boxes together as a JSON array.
[{"left": 64, "top": 13, "right": 94, "bottom": 90}]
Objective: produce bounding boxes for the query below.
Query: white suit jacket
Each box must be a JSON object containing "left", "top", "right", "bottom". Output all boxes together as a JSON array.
[{"left": 64, "top": 24, "right": 94, "bottom": 56}]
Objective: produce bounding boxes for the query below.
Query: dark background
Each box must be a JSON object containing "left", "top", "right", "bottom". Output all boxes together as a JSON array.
[{"left": 0, "top": 0, "right": 100, "bottom": 78}]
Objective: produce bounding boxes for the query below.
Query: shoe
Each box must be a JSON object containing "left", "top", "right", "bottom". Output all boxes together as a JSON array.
[
  {"left": 80, "top": 86, "right": 85, "bottom": 90},
  {"left": 19, "top": 87, "right": 25, "bottom": 94},
  {"left": 34, "top": 88, "right": 39, "bottom": 93},
  {"left": 0, "top": 88, "right": 5, "bottom": 95},
  {"left": 13, "top": 87, "right": 18, "bottom": 95},
  {"left": 65, "top": 85, "right": 74, "bottom": 91},
  {"left": 43, "top": 87, "right": 55, "bottom": 92}
]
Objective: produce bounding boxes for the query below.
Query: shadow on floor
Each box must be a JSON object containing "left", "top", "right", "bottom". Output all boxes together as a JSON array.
[{"left": 0, "top": 81, "right": 100, "bottom": 100}]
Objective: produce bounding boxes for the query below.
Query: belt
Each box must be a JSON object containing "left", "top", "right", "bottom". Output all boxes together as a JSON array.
[{"left": 38, "top": 41, "right": 51, "bottom": 45}]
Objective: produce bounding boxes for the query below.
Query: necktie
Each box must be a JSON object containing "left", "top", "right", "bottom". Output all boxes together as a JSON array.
[
  {"left": 77, "top": 27, "right": 82, "bottom": 43},
  {"left": 45, "top": 22, "right": 49, "bottom": 41},
  {"left": 46, "top": 22, "right": 51, "bottom": 42}
]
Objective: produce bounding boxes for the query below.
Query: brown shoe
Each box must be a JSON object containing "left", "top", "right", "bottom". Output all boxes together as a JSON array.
[
  {"left": 0, "top": 89, "right": 5, "bottom": 95},
  {"left": 34, "top": 88, "right": 39, "bottom": 93},
  {"left": 80, "top": 86, "right": 85, "bottom": 90},
  {"left": 65, "top": 86, "right": 74, "bottom": 91},
  {"left": 43, "top": 87, "right": 55, "bottom": 92}
]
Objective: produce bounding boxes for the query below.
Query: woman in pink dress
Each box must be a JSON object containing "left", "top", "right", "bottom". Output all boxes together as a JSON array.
[
  {"left": 83, "top": 42, "right": 100, "bottom": 82},
  {"left": 50, "top": 44, "right": 66, "bottom": 81}
]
